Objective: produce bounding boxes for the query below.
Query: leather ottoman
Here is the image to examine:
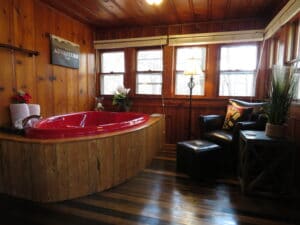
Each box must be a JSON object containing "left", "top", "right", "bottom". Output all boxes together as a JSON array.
[{"left": 176, "top": 140, "right": 221, "bottom": 179}]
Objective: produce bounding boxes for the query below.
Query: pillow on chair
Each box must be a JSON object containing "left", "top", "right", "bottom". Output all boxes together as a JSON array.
[{"left": 222, "top": 104, "right": 253, "bottom": 130}]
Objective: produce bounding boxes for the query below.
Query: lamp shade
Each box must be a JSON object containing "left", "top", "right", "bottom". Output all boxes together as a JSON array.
[
  {"left": 146, "top": 0, "right": 163, "bottom": 5},
  {"left": 183, "top": 57, "right": 203, "bottom": 76}
]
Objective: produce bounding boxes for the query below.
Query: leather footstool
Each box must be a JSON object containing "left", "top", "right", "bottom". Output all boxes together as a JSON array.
[{"left": 176, "top": 140, "right": 221, "bottom": 179}]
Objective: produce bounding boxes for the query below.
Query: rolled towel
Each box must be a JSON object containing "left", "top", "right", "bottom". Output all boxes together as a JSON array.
[
  {"left": 9, "top": 103, "right": 30, "bottom": 128},
  {"left": 28, "top": 104, "right": 40, "bottom": 116}
]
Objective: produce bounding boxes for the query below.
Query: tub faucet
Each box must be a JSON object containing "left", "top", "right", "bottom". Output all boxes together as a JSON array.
[{"left": 22, "top": 115, "right": 42, "bottom": 128}]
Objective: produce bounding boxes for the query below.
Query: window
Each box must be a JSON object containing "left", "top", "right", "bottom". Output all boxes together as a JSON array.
[
  {"left": 136, "top": 49, "right": 163, "bottom": 95},
  {"left": 175, "top": 47, "right": 206, "bottom": 95},
  {"left": 276, "top": 40, "right": 285, "bottom": 65},
  {"left": 295, "top": 22, "right": 300, "bottom": 99},
  {"left": 100, "top": 51, "right": 125, "bottom": 95},
  {"left": 295, "top": 62, "right": 300, "bottom": 100},
  {"left": 219, "top": 45, "right": 258, "bottom": 96},
  {"left": 294, "top": 20, "right": 300, "bottom": 59}
]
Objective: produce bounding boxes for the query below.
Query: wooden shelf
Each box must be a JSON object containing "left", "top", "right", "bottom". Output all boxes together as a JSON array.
[{"left": 0, "top": 43, "right": 39, "bottom": 57}]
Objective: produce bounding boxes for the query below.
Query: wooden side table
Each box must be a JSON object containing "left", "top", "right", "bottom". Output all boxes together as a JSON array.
[{"left": 239, "top": 130, "right": 296, "bottom": 196}]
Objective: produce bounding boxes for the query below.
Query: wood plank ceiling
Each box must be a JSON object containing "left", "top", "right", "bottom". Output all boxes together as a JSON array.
[{"left": 41, "top": 0, "right": 289, "bottom": 28}]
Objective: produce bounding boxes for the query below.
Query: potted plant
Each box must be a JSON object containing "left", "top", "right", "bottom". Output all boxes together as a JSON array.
[
  {"left": 112, "top": 86, "right": 132, "bottom": 112},
  {"left": 265, "top": 65, "right": 297, "bottom": 138}
]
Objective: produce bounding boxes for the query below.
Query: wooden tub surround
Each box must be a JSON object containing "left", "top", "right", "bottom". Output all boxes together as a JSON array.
[{"left": 0, "top": 114, "right": 165, "bottom": 202}]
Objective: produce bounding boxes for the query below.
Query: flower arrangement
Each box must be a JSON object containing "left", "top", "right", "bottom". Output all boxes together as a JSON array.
[
  {"left": 12, "top": 90, "right": 32, "bottom": 104},
  {"left": 112, "top": 86, "right": 132, "bottom": 111}
]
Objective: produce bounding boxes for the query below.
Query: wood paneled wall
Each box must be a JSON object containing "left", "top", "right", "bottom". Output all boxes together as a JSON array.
[
  {"left": 96, "top": 15, "right": 300, "bottom": 189},
  {"left": 261, "top": 14, "right": 300, "bottom": 147},
  {"left": 96, "top": 15, "right": 300, "bottom": 147},
  {"left": 99, "top": 43, "right": 264, "bottom": 144},
  {"left": 260, "top": 18, "right": 300, "bottom": 150},
  {"left": 96, "top": 18, "right": 265, "bottom": 40},
  {"left": 0, "top": 0, "right": 95, "bottom": 127},
  {"left": 103, "top": 97, "right": 227, "bottom": 144},
  {"left": 95, "top": 20, "right": 269, "bottom": 145}
]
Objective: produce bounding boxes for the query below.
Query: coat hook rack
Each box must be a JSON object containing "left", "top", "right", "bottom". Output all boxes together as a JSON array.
[{"left": 0, "top": 43, "right": 39, "bottom": 57}]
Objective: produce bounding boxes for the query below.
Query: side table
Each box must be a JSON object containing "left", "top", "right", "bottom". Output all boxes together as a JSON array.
[{"left": 239, "top": 130, "right": 296, "bottom": 196}]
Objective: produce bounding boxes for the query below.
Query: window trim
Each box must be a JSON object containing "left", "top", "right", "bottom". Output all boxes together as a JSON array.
[
  {"left": 99, "top": 50, "right": 126, "bottom": 96},
  {"left": 174, "top": 45, "right": 207, "bottom": 96},
  {"left": 218, "top": 43, "right": 259, "bottom": 97},
  {"left": 135, "top": 48, "right": 163, "bottom": 96}
]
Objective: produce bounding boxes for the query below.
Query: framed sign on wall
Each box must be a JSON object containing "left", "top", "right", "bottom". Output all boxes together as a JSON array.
[{"left": 50, "top": 35, "right": 80, "bottom": 69}]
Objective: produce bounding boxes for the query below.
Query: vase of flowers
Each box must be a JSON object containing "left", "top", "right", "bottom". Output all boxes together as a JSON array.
[
  {"left": 10, "top": 90, "right": 32, "bottom": 128},
  {"left": 10, "top": 90, "right": 41, "bottom": 129},
  {"left": 112, "top": 86, "right": 132, "bottom": 112},
  {"left": 11, "top": 90, "right": 32, "bottom": 104}
]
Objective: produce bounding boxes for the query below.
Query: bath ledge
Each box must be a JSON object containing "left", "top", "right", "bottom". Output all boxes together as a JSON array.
[{"left": 0, "top": 115, "right": 164, "bottom": 144}]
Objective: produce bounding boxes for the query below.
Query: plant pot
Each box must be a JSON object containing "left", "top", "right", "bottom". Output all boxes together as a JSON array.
[
  {"left": 117, "top": 104, "right": 130, "bottom": 112},
  {"left": 265, "top": 123, "right": 286, "bottom": 138}
]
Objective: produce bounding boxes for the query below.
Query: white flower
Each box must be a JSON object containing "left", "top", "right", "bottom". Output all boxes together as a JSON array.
[{"left": 116, "top": 86, "right": 130, "bottom": 95}]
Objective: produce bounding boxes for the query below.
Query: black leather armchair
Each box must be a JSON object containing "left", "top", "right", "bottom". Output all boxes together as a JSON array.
[{"left": 199, "top": 99, "right": 267, "bottom": 174}]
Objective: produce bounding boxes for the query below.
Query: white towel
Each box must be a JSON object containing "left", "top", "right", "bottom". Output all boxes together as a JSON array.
[
  {"left": 9, "top": 104, "right": 30, "bottom": 128},
  {"left": 28, "top": 104, "right": 40, "bottom": 116}
]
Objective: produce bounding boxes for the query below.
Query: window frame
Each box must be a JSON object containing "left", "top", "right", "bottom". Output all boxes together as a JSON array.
[
  {"left": 135, "top": 47, "right": 163, "bottom": 96},
  {"left": 292, "top": 20, "right": 300, "bottom": 60},
  {"left": 174, "top": 46, "right": 207, "bottom": 97},
  {"left": 293, "top": 21, "right": 300, "bottom": 101},
  {"left": 218, "top": 43, "right": 259, "bottom": 97},
  {"left": 293, "top": 61, "right": 300, "bottom": 100},
  {"left": 99, "top": 50, "right": 126, "bottom": 96}
]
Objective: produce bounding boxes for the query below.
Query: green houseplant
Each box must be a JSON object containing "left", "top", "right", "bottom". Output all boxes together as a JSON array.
[{"left": 265, "top": 65, "right": 297, "bottom": 138}]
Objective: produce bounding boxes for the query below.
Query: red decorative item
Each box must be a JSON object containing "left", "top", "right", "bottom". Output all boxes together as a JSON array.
[
  {"left": 12, "top": 90, "right": 32, "bottom": 104},
  {"left": 25, "top": 111, "right": 149, "bottom": 139}
]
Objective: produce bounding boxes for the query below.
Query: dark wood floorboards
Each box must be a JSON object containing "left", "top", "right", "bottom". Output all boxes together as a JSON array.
[{"left": 0, "top": 150, "right": 299, "bottom": 225}]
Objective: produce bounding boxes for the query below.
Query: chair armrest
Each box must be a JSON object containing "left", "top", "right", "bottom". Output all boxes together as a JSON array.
[
  {"left": 234, "top": 121, "right": 258, "bottom": 131},
  {"left": 231, "top": 121, "right": 259, "bottom": 151},
  {"left": 232, "top": 120, "right": 267, "bottom": 145},
  {"left": 199, "top": 115, "right": 224, "bottom": 134}
]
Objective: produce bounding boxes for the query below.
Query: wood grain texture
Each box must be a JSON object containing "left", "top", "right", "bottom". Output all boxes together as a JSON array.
[
  {"left": 40, "top": 0, "right": 289, "bottom": 29},
  {"left": 0, "top": 150, "right": 299, "bottom": 225},
  {"left": 0, "top": 0, "right": 96, "bottom": 126},
  {"left": 0, "top": 115, "right": 164, "bottom": 202},
  {"left": 96, "top": 18, "right": 266, "bottom": 40}
]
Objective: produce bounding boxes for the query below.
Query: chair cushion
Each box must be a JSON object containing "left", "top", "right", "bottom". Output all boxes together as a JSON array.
[
  {"left": 177, "top": 140, "right": 220, "bottom": 153},
  {"left": 222, "top": 104, "right": 253, "bottom": 130},
  {"left": 204, "top": 130, "right": 233, "bottom": 145},
  {"left": 230, "top": 99, "right": 266, "bottom": 121}
]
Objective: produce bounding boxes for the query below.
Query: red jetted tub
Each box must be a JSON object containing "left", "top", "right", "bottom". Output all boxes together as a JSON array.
[{"left": 25, "top": 111, "right": 150, "bottom": 139}]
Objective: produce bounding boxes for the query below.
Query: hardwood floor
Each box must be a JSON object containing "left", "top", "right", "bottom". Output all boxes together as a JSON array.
[{"left": 0, "top": 150, "right": 299, "bottom": 225}]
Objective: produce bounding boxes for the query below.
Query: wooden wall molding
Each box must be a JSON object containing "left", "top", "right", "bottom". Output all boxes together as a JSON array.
[
  {"left": 167, "top": 30, "right": 264, "bottom": 45},
  {"left": 94, "top": 30, "right": 264, "bottom": 48},
  {"left": 96, "top": 18, "right": 265, "bottom": 40},
  {"left": 265, "top": 0, "right": 300, "bottom": 39},
  {"left": 94, "top": 35, "right": 168, "bottom": 49}
]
